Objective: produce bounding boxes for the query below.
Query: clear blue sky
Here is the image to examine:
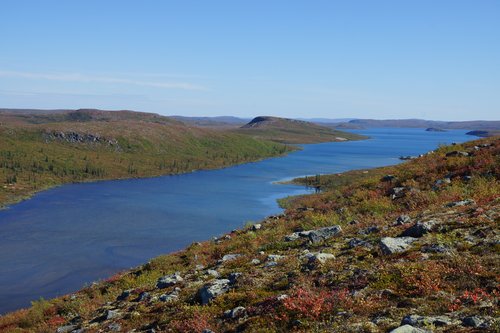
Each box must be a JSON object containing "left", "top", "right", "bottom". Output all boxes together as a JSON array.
[{"left": 1, "top": 0, "right": 499, "bottom": 120}]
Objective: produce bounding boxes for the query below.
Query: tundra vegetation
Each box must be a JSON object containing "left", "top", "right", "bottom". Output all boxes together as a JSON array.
[
  {"left": 0, "top": 110, "right": 363, "bottom": 208},
  {"left": 1, "top": 137, "right": 498, "bottom": 332}
]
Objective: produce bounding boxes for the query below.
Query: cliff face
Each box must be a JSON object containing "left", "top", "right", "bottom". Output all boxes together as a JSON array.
[{"left": 1, "top": 137, "right": 499, "bottom": 333}]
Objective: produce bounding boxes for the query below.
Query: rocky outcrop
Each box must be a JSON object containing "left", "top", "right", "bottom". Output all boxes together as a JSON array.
[{"left": 44, "top": 131, "right": 119, "bottom": 147}]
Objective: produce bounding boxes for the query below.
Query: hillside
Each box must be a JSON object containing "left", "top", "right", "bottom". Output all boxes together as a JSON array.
[
  {"left": 170, "top": 116, "right": 249, "bottom": 128},
  {"left": 1, "top": 137, "right": 498, "bottom": 332},
  {"left": 237, "top": 116, "right": 367, "bottom": 144},
  {"left": 0, "top": 109, "right": 295, "bottom": 208},
  {"left": 331, "top": 119, "right": 500, "bottom": 131}
]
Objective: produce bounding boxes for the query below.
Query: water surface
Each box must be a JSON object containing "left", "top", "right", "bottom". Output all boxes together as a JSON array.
[{"left": 0, "top": 128, "right": 472, "bottom": 313}]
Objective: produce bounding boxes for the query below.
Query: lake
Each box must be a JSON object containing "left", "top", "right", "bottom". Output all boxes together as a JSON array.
[{"left": 0, "top": 128, "right": 473, "bottom": 313}]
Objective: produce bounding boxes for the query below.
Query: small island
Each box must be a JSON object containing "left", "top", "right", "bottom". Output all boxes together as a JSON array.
[{"left": 425, "top": 127, "right": 447, "bottom": 132}]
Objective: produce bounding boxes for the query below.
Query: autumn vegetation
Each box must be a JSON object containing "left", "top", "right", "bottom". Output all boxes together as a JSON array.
[{"left": 1, "top": 136, "right": 498, "bottom": 332}]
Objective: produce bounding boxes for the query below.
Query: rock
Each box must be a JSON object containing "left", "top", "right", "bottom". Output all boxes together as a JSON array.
[
  {"left": 434, "top": 178, "right": 451, "bottom": 186},
  {"left": 106, "top": 310, "right": 121, "bottom": 320},
  {"left": 277, "top": 294, "right": 288, "bottom": 301},
  {"left": 206, "top": 269, "right": 220, "bottom": 277},
  {"left": 359, "top": 226, "right": 380, "bottom": 235},
  {"left": 306, "top": 252, "right": 335, "bottom": 265},
  {"left": 252, "top": 224, "right": 262, "bottom": 231},
  {"left": 56, "top": 325, "right": 77, "bottom": 333},
  {"left": 390, "top": 187, "right": 407, "bottom": 199},
  {"left": 251, "top": 258, "right": 261, "bottom": 265},
  {"left": 108, "top": 322, "right": 122, "bottom": 331},
  {"left": 220, "top": 254, "right": 242, "bottom": 262},
  {"left": 195, "top": 264, "right": 205, "bottom": 270},
  {"left": 267, "top": 254, "right": 285, "bottom": 262},
  {"left": 400, "top": 220, "right": 437, "bottom": 238},
  {"left": 156, "top": 272, "right": 183, "bottom": 288},
  {"left": 446, "top": 199, "right": 476, "bottom": 207},
  {"left": 264, "top": 261, "right": 278, "bottom": 268},
  {"left": 390, "top": 325, "right": 429, "bottom": 333},
  {"left": 402, "top": 314, "right": 452, "bottom": 327},
  {"left": 224, "top": 306, "right": 247, "bottom": 319},
  {"left": 382, "top": 174, "right": 397, "bottom": 182},
  {"left": 116, "top": 289, "right": 132, "bottom": 301},
  {"left": 198, "top": 279, "right": 231, "bottom": 305},
  {"left": 228, "top": 272, "right": 242, "bottom": 284},
  {"left": 396, "top": 215, "right": 411, "bottom": 225},
  {"left": 202, "top": 330, "right": 215, "bottom": 333},
  {"left": 446, "top": 150, "right": 469, "bottom": 157},
  {"left": 136, "top": 291, "right": 150, "bottom": 302},
  {"left": 462, "top": 315, "right": 484, "bottom": 328},
  {"left": 307, "top": 225, "right": 342, "bottom": 243},
  {"left": 159, "top": 288, "right": 180, "bottom": 302},
  {"left": 284, "top": 232, "right": 301, "bottom": 241},
  {"left": 348, "top": 238, "right": 370, "bottom": 248},
  {"left": 421, "top": 244, "right": 449, "bottom": 253},
  {"left": 380, "top": 237, "right": 417, "bottom": 254}
]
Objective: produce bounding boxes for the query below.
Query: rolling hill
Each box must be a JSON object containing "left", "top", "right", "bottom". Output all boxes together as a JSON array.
[
  {"left": 0, "top": 110, "right": 364, "bottom": 208},
  {"left": 236, "top": 116, "right": 367, "bottom": 144}
]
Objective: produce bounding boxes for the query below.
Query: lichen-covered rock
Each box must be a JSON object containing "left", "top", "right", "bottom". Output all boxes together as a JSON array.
[
  {"left": 390, "top": 325, "right": 429, "bottom": 333},
  {"left": 307, "top": 225, "right": 342, "bottom": 243},
  {"left": 156, "top": 272, "right": 183, "bottom": 289},
  {"left": 395, "top": 215, "right": 411, "bottom": 225},
  {"left": 401, "top": 314, "right": 453, "bottom": 327},
  {"left": 400, "top": 220, "right": 437, "bottom": 238},
  {"left": 198, "top": 279, "right": 231, "bottom": 305},
  {"left": 220, "top": 254, "right": 242, "bottom": 262},
  {"left": 446, "top": 199, "right": 476, "bottom": 207},
  {"left": 380, "top": 237, "right": 417, "bottom": 254},
  {"left": 224, "top": 306, "right": 247, "bottom": 319}
]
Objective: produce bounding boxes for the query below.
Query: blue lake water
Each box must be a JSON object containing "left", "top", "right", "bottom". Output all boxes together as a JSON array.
[{"left": 0, "top": 128, "right": 473, "bottom": 313}]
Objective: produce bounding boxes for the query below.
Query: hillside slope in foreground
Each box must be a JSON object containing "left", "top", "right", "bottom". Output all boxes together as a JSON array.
[{"left": 1, "top": 137, "right": 498, "bottom": 332}]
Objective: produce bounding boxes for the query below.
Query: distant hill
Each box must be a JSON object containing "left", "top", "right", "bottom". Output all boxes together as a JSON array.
[
  {"left": 0, "top": 109, "right": 294, "bottom": 208},
  {"left": 333, "top": 118, "right": 500, "bottom": 130},
  {"left": 170, "top": 115, "right": 249, "bottom": 128},
  {"left": 237, "top": 116, "right": 367, "bottom": 144}
]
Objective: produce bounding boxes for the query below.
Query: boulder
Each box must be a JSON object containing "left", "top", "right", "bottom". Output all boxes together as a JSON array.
[
  {"left": 462, "top": 315, "right": 485, "bottom": 328},
  {"left": 307, "top": 225, "right": 342, "bottom": 243},
  {"left": 159, "top": 287, "right": 180, "bottom": 302},
  {"left": 446, "top": 151, "right": 469, "bottom": 157},
  {"left": 220, "top": 254, "right": 242, "bottom": 262},
  {"left": 228, "top": 272, "right": 242, "bottom": 284},
  {"left": 305, "top": 252, "right": 335, "bottom": 267},
  {"left": 446, "top": 199, "right": 476, "bottom": 207},
  {"left": 251, "top": 258, "right": 261, "bottom": 265},
  {"left": 156, "top": 272, "right": 183, "bottom": 289},
  {"left": 267, "top": 254, "right": 285, "bottom": 262},
  {"left": 390, "top": 325, "right": 429, "bottom": 333},
  {"left": 252, "top": 224, "right": 262, "bottom": 231},
  {"left": 382, "top": 175, "right": 397, "bottom": 182},
  {"left": 56, "top": 325, "right": 77, "bottom": 333},
  {"left": 402, "top": 314, "right": 453, "bottom": 327},
  {"left": 348, "top": 238, "right": 371, "bottom": 248},
  {"left": 400, "top": 220, "right": 437, "bottom": 238},
  {"left": 206, "top": 269, "right": 220, "bottom": 277},
  {"left": 224, "top": 306, "right": 247, "bottom": 319},
  {"left": 198, "top": 279, "right": 231, "bottom": 305},
  {"left": 359, "top": 226, "right": 380, "bottom": 235},
  {"left": 106, "top": 310, "right": 121, "bottom": 320},
  {"left": 396, "top": 215, "right": 411, "bottom": 225},
  {"left": 380, "top": 237, "right": 417, "bottom": 254}
]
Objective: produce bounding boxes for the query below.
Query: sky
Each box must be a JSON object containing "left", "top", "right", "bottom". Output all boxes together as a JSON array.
[{"left": 1, "top": 0, "right": 499, "bottom": 120}]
